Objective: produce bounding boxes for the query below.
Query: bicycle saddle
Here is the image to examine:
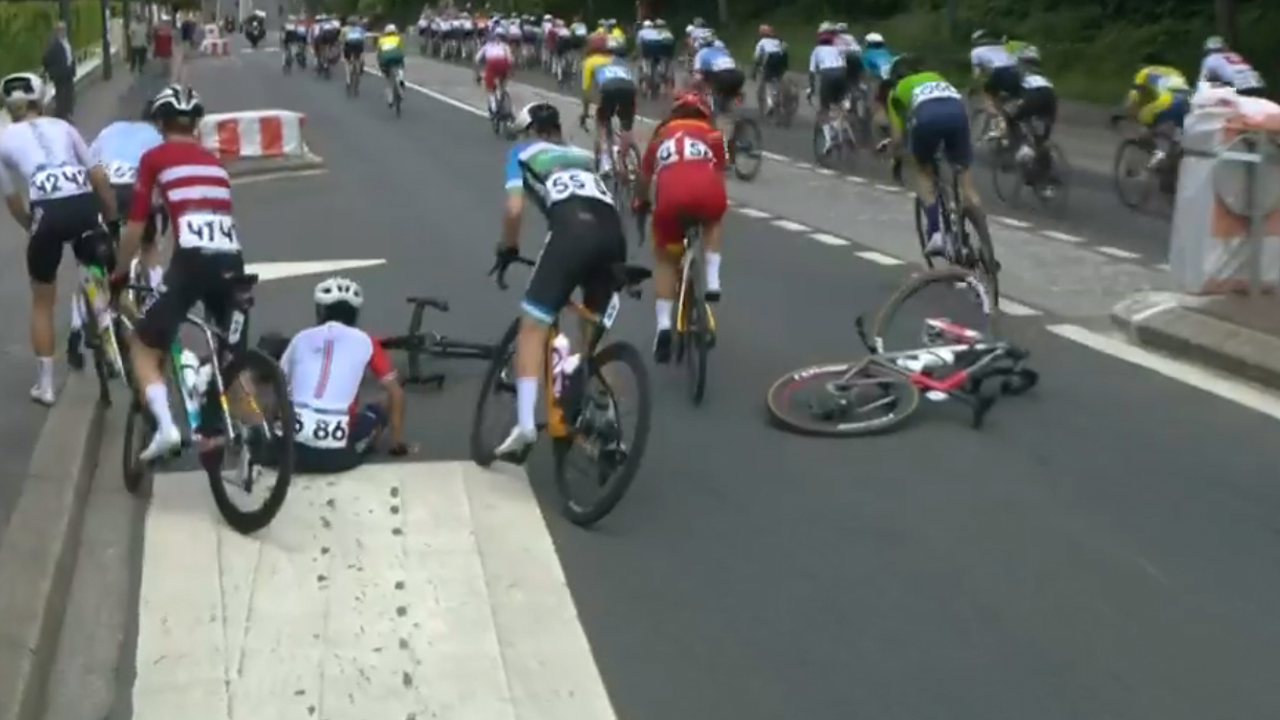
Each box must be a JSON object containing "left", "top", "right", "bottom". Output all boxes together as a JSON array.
[
  {"left": 228, "top": 273, "right": 260, "bottom": 290},
  {"left": 611, "top": 263, "right": 652, "bottom": 290},
  {"left": 405, "top": 296, "right": 449, "bottom": 311}
]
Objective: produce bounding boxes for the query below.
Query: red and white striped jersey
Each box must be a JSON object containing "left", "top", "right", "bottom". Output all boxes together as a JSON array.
[{"left": 130, "top": 139, "right": 240, "bottom": 252}]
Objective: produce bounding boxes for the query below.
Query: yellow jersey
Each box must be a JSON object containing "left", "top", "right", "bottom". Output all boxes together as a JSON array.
[
  {"left": 582, "top": 53, "right": 621, "bottom": 93},
  {"left": 1127, "top": 65, "right": 1190, "bottom": 105},
  {"left": 376, "top": 33, "right": 402, "bottom": 53}
]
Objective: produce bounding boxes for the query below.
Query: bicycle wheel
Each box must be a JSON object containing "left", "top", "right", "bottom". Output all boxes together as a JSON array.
[
  {"left": 871, "top": 266, "right": 999, "bottom": 352},
  {"left": 205, "top": 348, "right": 295, "bottom": 535},
  {"left": 681, "top": 258, "right": 709, "bottom": 405},
  {"left": 122, "top": 397, "right": 155, "bottom": 496},
  {"left": 1030, "top": 141, "right": 1070, "bottom": 213},
  {"left": 912, "top": 192, "right": 945, "bottom": 269},
  {"left": 552, "top": 340, "right": 652, "bottom": 526},
  {"left": 731, "top": 117, "right": 763, "bottom": 181},
  {"left": 766, "top": 360, "right": 921, "bottom": 437},
  {"left": 961, "top": 206, "right": 1000, "bottom": 304},
  {"left": 1113, "top": 139, "right": 1154, "bottom": 210},
  {"left": 469, "top": 317, "right": 519, "bottom": 467},
  {"left": 990, "top": 144, "right": 1024, "bottom": 205}
]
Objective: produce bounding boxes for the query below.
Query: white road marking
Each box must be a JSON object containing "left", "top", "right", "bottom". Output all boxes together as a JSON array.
[
  {"left": 771, "top": 219, "right": 812, "bottom": 232},
  {"left": 231, "top": 168, "right": 328, "bottom": 185},
  {"left": 813, "top": 167, "right": 837, "bottom": 176},
  {"left": 873, "top": 184, "right": 900, "bottom": 193},
  {"left": 1040, "top": 230, "right": 1084, "bottom": 243},
  {"left": 734, "top": 207, "right": 772, "bottom": 218},
  {"left": 1154, "top": 262, "right": 1171, "bottom": 271},
  {"left": 809, "top": 232, "right": 851, "bottom": 246},
  {"left": 999, "top": 299, "right": 1042, "bottom": 316},
  {"left": 761, "top": 151, "right": 789, "bottom": 161},
  {"left": 1095, "top": 246, "right": 1142, "bottom": 259},
  {"left": 245, "top": 259, "right": 387, "bottom": 280},
  {"left": 132, "top": 462, "right": 617, "bottom": 719},
  {"left": 793, "top": 162, "right": 813, "bottom": 169},
  {"left": 992, "top": 215, "right": 1031, "bottom": 228},
  {"left": 845, "top": 176, "right": 867, "bottom": 184},
  {"left": 855, "top": 250, "right": 905, "bottom": 266},
  {"left": 1047, "top": 324, "right": 1280, "bottom": 422}
]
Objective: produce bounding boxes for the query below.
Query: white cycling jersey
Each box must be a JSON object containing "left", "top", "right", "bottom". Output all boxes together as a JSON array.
[
  {"left": 835, "top": 33, "right": 860, "bottom": 53},
  {"left": 637, "top": 27, "right": 663, "bottom": 43},
  {"left": 505, "top": 23, "right": 522, "bottom": 40},
  {"left": 970, "top": 44, "right": 1017, "bottom": 70},
  {"left": 1022, "top": 72, "right": 1053, "bottom": 90},
  {"left": 686, "top": 26, "right": 712, "bottom": 44},
  {"left": 0, "top": 117, "right": 95, "bottom": 202},
  {"left": 280, "top": 322, "right": 395, "bottom": 449},
  {"left": 809, "top": 44, "right": 846, "bottom": 72},
  {"left": 753, "top": 37, "right": 785, "bottom": 58},
  {"left": 476, "top": 40, "right": 511, "bottom": 63},
  {"left": 570, "top": 22, "right": 588, "bottom": 37},
  {"left": 1199, "top": 51, "right": 1264, "bottom": 91}
]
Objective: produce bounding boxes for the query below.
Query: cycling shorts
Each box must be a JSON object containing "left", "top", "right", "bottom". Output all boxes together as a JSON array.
[
  {"left": 760, "top": 51, "right": 788, "bottom": 82},
  {"left": 984, "top": 65, "right": 1022, "bottom": 98},
  {"left": 522, "top": 198, "right": 627, "bottom": 325},
  {"left": 1008, "top": 87, "right": 1058, "bottom": 141},
  {"left": 27, "top": 192, "right": 105, "bottom": 284},
  {"left": 553, "top": 36, "right": 571, "bottom": 55},
  {"left": 843, "top": 54, "right": 863, "bottom": 85},
  {"left": 816, "top": 68, "right": 848, "bottom": 111},
  {"left": 908, "top": 97, "right": 972, "bottom": 170},
  {"left": 596, "top": 80, "right": 637, "bottom": 131},
  {"left": 640, "top": 41, "right": 673, "bottom": 61},
  {"left": 256, "top": 402, "right": 386, "bottom": 474},
  {"left": 342, "top": 39, "right": 364, "bottom": 61},
  {"left": 482, "top": 55, "right": 512, "bottom": 91},
  {"left": 134, "top": 247, "right": 246, "bottom": 355},
  {"left": 706, "top": 68, "right": 745, "bottom": 113},
  {"left": 111, "top": 185, "right": 166, "bottom": 250},
  {"left": 652, "top": 166, "right": 727, "bottom": 249}
]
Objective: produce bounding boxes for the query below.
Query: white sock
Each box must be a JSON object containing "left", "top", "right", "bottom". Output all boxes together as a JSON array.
[
  {"left": 144, "top": 382, "right": 176, "bottom": 431},
  {"left": 655, "top": 299, "right": 673, "bottom": 331},
  {"left": 70, "top": 293, "right": 84, "bottom": 331},
  {"left": 148, "top": 265, "right": 164, "bottom": 288},
  {"left": 515, "top": 377, "right": 538, "bottom": 435},
  {"left": 37, "top": 357, "right": 54, "bottom": 390},
  {"left": 705, "top": 252, "right": 722, "bottom": 292}
]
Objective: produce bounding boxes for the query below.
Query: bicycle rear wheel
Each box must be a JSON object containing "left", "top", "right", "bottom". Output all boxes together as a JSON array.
[
  {"left": 960, "top": 206, "right": 1000, "bottom": 305},
  {"left": 871, "top": 266, "right": 999, "bottom": 353},
  {"left": 766, "top": 360, "right": 921, "bottom": 436},
  {"left": 731, "top": 117, "right": 763, "bottom": 181},
  {"left": 552, "top": 340, "right": 652, "bottom": 526},
  {"left": 680, "top": 261, "right": 709, "bottom": 405},
  {"left": 469, "top": 318, "right": 519, "bottom": 467},
  {"left": 1113, "top": 139, "right": 1154, "bottom": 210}
]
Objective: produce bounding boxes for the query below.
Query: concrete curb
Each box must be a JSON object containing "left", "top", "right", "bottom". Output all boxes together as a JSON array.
[
  {"left": 226, "top": 152, "right": 327, "bottom": 180},
  {"left": 1111, "top": 291, "right": 1280, "bottom": 390},
  {"left": 0, "top": 374, "right": 106, "bottom": 720}
]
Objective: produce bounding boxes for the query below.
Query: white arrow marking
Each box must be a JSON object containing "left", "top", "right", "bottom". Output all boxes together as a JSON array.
[{"left": 245, "top": 259, "right": 387, "bottom": 281}]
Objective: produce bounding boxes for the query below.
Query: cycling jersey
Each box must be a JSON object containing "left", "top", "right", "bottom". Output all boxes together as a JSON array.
[
  {"left": 809, "top": 44, "right": 846, "bottom": 71},
  {"left": 754, "top": 37, "right": 786, "bottom": 58},
  {"left": 861, "top": 46, "right": 895, "bottom": 80},
  {"left": 685, "top": 26, "right": 712, "bottom": 46},
  {"left": 570, "top": 22, "right": 588, "bottom": 37},
  {"left": 0, "top": 117, "right": 95, "bottom": 203},
  {"left": 693, "top": 45, "right": 735, "bottom": 72},
  {"left": 888, "top": 71, "right": 962, "bottom": 131},
  {"left": 835, "top": 33, "right": 860, "bottom": 54},
  {"left": 584, "top": 54, "right": 633, "bottom": 93},
  {"left": 1128, "top": 65, "right": 1191, "bottom": 128},
  {"left": 970, "top": 44, "right": 1017, "bottom": 71},
  {"left": 1199, "top": 51, "right": 1265, "bottom": 92},
  {"left": 889, "top": 71, "right": 971, "bottom": 169},
  {"left": 477, "top": 40, "right": 513, "bottom": 92},
  {"left": 281, "top": 321, "right": 395, "bottom": 450},
  {"left": 90, "top": 121, "right": 162, "bottom": 186},
  {"left": 506, "top": 140, "right": 609, "bottom": 215},
  {"left": 376, "top": 32, "right": 404, "bottom": 64},
  {"left": 342, "top": 24, "right": 366, "bottom": 42},
  {"left": 641, "top": 118, "right": 727, "bottom": 249}
]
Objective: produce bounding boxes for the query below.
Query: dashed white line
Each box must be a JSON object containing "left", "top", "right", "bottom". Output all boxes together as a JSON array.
[
  {"left": 809, "top": 232, "right": 851, "bottom": 246},
  {"left": 734, "top": 207, "right": 772, "bottom": 218},
  {"left": 813, "top": 167, "right": 837, "bottom": 176},
  {"left": 793, "top": 162, "right": 814, "bottom": 169},
  {"left": 1095, "top": 246, "right": 1142, "bottom": 259},
  {"left": 1154, "top": 262, "right": 1171, "bottom": 271},
  {"left": 874, "top": 184, "right": 900, "bottom": 193},
  {"left": 771, "top": 219, "right": 812, "bottom": 232},
  {"left": 992, "top": 215, "right": 1032, "bottom": 228},
  {"left": 855, "top": 250, "right": 906, "bottom": 266},
  {"left": 762, "top": 151, "right": 789, "bottom": 161},
  {"left": 1000, "top": 299, "right": 1041, "bottom": 316},
  {"left": 1040, "top": 230, "right": 1084, "bottom": 243},
  {"left": 845, "top": 176, "right": 867, "bottom": 184}
]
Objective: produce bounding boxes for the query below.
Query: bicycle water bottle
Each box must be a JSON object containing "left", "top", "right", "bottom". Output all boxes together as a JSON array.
[{"left": 178, "top": 349, "right": 203, "bottom": 429}]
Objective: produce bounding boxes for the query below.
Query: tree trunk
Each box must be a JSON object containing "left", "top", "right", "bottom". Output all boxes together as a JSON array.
[{"left": 1214, "top": 0, "right": 1237, "bottom": 45}]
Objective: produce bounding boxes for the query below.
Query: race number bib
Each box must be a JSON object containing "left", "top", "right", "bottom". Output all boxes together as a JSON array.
[
  {"left": 711, "top": 56, "right": 736, "bottom": 71},
  {"left": 911, "top": 80, "right": 961, "bottom": 107},
  {"left": 656, "top": 136, "right": 714, "bottom": 166},
  {"left": 294, "top": 406, "right": 348, "bottom": 450},
  {"left": 546, "top": 169, "right": 614, "bottom": 206},
  {"left": 29, "top": 165, "right": 90, "bottom": 202},
  {"left": 178, "top": 212, "right": 242, "bottom": 252},
  {"left": 1022, "top": 73, "right": 1052, "bottom": 90},
  {"left": 107, "top": 160, "right": 137, "bottom": 185}
]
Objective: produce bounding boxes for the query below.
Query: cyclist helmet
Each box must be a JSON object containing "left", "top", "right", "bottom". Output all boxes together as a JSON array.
[
  {"left": 835, "top": 22, "right": 848, "bottom": 32},
  {"left": 818, "top": 21, "right": 834, "bottom": 32},
  {"left": 587, "top": 31, "right": 609, "bottom": 52},
  {"left": 864, "top": 32, "right": 884, "bottom": 45},
  {"left": 759, "top": 24, "right": 773, "bottom": 36},
  {"left": 970, "top": 29, "right": 993, "bottom": 45},
  {"left": 515, "top": 101, "right": 560, "bottom": 134},
  {"left": 887, "top": 53, "right": 922, "bottom": 82},
  {"left": 314, "top": 276, "right": 365, "bottom": 308},
  {"left": 384, "top": 22, "right": 397, "bottom": 33},
  {"left": 1203, "top": 35, "right": 1226, "bottom": 52},
  {"left": 1, "top": 72, "right": 45, "bottom": 108},
  {"left": 149, "top": 84, "right": 205, "bottom": 121},
  {"left": 671, "top": 90, "right": 712, "bottom": 120},
  {"left": 642, "top": 19, "right": 653, "bottom": 28},
  {"left": 692, "top": 16, "right": 704, "bottom": 27},
  {"left": 1015, "top": 44, "right": 1041, "bottom": 63}
]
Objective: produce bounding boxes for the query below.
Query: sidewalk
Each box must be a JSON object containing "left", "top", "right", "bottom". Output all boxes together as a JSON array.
[
  {"left": 0, "top": 20, "right": 123, "bottom": 128},
  {"left": 1112, "top": 291, "right": 1280, "bottom": 390}
]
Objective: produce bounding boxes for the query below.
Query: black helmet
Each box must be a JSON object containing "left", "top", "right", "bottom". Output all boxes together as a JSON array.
[
  {"left": 889, "top": 53, "right": 922, "bottom": 81},
  {"left": 516, "top": 101, "right": 560, "bottom": 133}
]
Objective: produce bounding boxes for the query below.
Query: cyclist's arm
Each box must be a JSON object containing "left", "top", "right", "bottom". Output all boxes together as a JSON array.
[
  {"left": 118, "top": 148, "right": 159, "bottom": 267},
  {"left": 886, "top": 96, "right": 904, "bottom": 143},
  {"left": 0, "top": 148, "right": 28, "bottom": 230},
  {"left": 368, "top": 339, "right": 405, "bottom": 446},
  {"left": 72, "top": 127, "right": 117, "bottom": 222},
  {"left": 637, "top": 130, "right": 662, "bottom": 196},
  {"left": 500, "top": 146, "right": 525, "bottom": 250}
]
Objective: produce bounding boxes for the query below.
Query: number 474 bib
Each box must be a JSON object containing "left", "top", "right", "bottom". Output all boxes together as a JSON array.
[{"left": 178, "top": 212, "right": 242, "bottom": 252}]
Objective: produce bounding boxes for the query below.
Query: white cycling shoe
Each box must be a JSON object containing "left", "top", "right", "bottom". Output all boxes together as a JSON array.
[
  {"left": 29, "top": 383, "right": 55, "bottom": 406},
  {"left": 140, "top": 424, "right": 182, "bottom": 462},
  {"left": 494, "top": 426, "right": 536, "bottom": 462}
]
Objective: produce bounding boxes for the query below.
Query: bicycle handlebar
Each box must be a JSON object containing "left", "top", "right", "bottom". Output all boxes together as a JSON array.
[{"left": 489, "top": 255, "right": 536, "bottom": 290}]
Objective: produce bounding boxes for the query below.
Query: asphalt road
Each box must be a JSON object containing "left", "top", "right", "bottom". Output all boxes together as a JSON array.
[
  {"left": 482, "top": 52, "right": 1172, "bottom": 265},
  {"left": 41, "top": 44, "right": 1280, "bottom": 720}
]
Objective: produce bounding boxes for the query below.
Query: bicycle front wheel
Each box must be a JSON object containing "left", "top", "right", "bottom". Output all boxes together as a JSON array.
[
  {"left": 469, "top": 318, "right": 520, "bottom": 467},
  {"left": 1113, "top": 139, "right": 1154, "bottom": 210},
  {"left": 731, "top": 117, "right": 763, "bottom": 181},
  {"left": 766, "top": 360, "right": 921, "bottom": 437},
  {"left": 553, "top": 340, "right": 652, "bottom": 527},
  {"left": 681, "top": 269, "right": 710, "bottom": 405}
]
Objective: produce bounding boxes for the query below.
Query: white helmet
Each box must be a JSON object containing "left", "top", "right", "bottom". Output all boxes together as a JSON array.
[
  {"left": 642, "top": 19, "right": 653, "bottom": 28},
  {"left": 149, "top": 84, "right": 204, "bottom": 118},
  {"left": 864, "top": 32, "right": 884, "bottom": 45},
  {"left": 384, "top": 23, "right": 397, "bottom": 33},
  {"left": 1203, "top": 35, "right": 1226, "bottom": 52},
  {"left": 1, "top": 73, "right": 45, "bottom": 106},
  {"left": 314, "top": 276, "right": 364, "bottom": 308}
]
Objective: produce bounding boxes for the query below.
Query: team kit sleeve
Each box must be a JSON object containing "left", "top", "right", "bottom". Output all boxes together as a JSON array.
[
  {"left": 503, "top": 145, "right": 525, "bottom": 193},
  {"left": 367, "top": 338, "right": 397, "bottom": 382}
]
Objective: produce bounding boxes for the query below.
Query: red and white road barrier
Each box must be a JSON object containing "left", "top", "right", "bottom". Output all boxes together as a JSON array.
[
  {"left": 198, "top": 110, "right": 311, "bottom": 160},
  {"left": 203, "top": 23, "right": 221, "bottom": 39},
  {"left": 200, "top": 38, "right": 230, "bottom": 55}
]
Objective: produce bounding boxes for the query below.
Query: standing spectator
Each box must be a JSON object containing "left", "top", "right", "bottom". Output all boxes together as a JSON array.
[
  {"left": 129, "top": 15, "right": 151, "bottom": 73},
  {"left": 41, "top": 21, "right": 76, "bottom": 120}
]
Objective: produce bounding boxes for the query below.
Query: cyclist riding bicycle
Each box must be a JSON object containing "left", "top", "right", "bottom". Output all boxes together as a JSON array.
[
  {"left": 1198, "top": 35, "right": 1266, "bottom": 97},
  {"left": 1008, "top": 45, "right": 1058, "bottom": 165},
  {"left": 752, "top": 24, "right": 789, "bottom": 112},
  {"left": 808, "top": 25, "right": 848, "bottom": 154},
  {"left": 878, "top": 56, "right": 978, "bottom": 260},
  {"left": 490, "top": 102, "right": 628, "bottom": 461},
  {"left": 633, "top": 92, "right": 728, "bottom": 363},
  {"left": 476, "top": 31, "right": 514, "bottom": 117},
  {"left": 581, "top": 32, "right": 637, "bottom": 175},
  {"left": 692, "top": 33, "right": 744, "bottom": 130},
  {"left": 341, "top": 16, "right": 367, "bottom": 73},
  {"left": 0, "top": 72, "right": 121, "bottom": 405},
  {"left": 1110, "top": 51, "right": 1191, "bottom": 168},
  {"left": 833, "top": 22, "right": 863, "bottom": 91},
  {"left": 969, "top": 29, "right": 1023, "bottom": 140},
  {"left": 376, "top": 23, "right": 407, "bottom": 106}
]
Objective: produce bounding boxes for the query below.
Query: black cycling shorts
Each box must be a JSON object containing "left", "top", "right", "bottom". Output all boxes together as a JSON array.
[
  {"left": 760, "top": 51, "right": 788, "bottom": 82},
  {"left": 134, "top": 247, "right": 246, "bottom": 353},
  {"left": 554, "top": 37, "right": 571, "bottom": 55},
  {"left": 984, "top": 65, "right": 1023, "bottom": 98},
  {"left": 112, "top": 186, "right": 166, "bottom": 249},
  {"left": 816, "top": 68, "right": 849, "bottom": 112},
  {"left": 522, "top": 198, "right": 627, "bottom": 325},
  {"left": 27, "top": 192, "right": 105, "bottom": 284},
  {"left": 707, "top": 67, "right": 745, "bottom": 113},
  {"left": 1008, "top": 86, "right": 1057, "bottom": 141},
  {"left": 843, "top": 54, "right": 863, "bottom": 85},
  {"left": 342, "top": 39, "right": 364, "bottom": 61},
  {"left": 597, "top": 80, "right": 637, "bottom": 132}
]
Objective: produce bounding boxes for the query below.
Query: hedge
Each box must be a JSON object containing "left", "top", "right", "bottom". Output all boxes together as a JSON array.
[{"left": 0, "top": 0, "right": 125, "bottom": 77}]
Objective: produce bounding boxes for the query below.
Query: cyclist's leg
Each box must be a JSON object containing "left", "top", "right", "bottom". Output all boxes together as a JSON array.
[
  {"left": 941, "top": 98, "right": 980, "bottom": 209},
  {"left": 27, "top": 199, "right": 69, "bottom": 400},
  {"left": 908, "top": 103, "right": 948, "bottom": 251},
  {"left": 649, "top": 181, "right": 685, "bottom": 360},
  {"left": 698, "top": 175, "right": 729, "bottom": 300},
  {"left": 594, "top": 87, "right": 617, "bottom": 170},
  {"left": 615, "top": 81, "right": 638, "bottom": 164}
]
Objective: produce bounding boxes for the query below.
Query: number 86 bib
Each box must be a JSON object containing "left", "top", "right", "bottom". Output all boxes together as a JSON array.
[{"left": 295, "top": 406, "right": 349, "bottom": 449}]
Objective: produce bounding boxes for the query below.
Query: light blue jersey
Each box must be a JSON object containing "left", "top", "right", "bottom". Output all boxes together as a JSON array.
[
  {"left": 89, "top": 121, "right": 163, "bottom": 185},
  {"left": 861, "top": 46, "right": 896, "bottom": 80},
  {"left": 343, "top": 24, "right": 366, "bottom": 42},
  {"left": 592, "top": 57, "right": 633, "bottom": 86},
  {"left": 693, "top": 45, "right": 735, "bottom": 72}
]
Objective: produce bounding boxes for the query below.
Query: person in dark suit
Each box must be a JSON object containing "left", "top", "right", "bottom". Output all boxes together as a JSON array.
[{"left": 41, "top": 21, "right": 76, "bottom": 120}]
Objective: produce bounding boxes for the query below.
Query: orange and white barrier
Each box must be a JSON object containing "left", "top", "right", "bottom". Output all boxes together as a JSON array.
[
  {"left": 200, "top": 38, "right": 230, "bottom": 55},
  {"left": 198, "top": 110, "right": 311, "bottom": 160}
]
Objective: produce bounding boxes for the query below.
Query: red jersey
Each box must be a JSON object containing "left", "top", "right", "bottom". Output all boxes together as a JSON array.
[
  {"left": 131, "top": 140, "right": 241, "bottom": 253},
  {"left": 641, "top": 118, "right": 727, "bottom": 180}
]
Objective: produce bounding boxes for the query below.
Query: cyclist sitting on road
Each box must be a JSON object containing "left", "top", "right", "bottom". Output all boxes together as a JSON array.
[
  {"left": 1198, "top": 35, "right": 1266, "bottom": 97},
  {"left": 752, "top": 25, "right": 789, "bottom": 113},
  {"left": 633, "top": 92, "right": 728, "bottom": 363},
  {"left": 581, "top": 32, "right": 637, "bottom": 175},
  {"left": 476, "top": 30, "right": 514, "bottom": 117},
  {"left": 808, "top": 25, "right": 848, "bottom": 155},
  {"left": 490, "top": 102, "right": 628, "bottom": 462},
  {"left": 376, "top": 23, "right": 407, "bottom": 106},
  {"left": 1007, "top": 45, "right": 1058, "bottom": 166},
  {"left": 878, "top": 55, "right": 978, "bottom": 260},
  {"left": 693, "top": 33, "right": 744, "bottom": 134},
  {"left": 1110, "top": 51, "right": 1191, "bottom": 167},
  {"left": 969, "top": 29, "right": 1023, "bottom": 141},
  {"left": 341, "top": 15, "right": 367, "bottom": 73},
  {"left": 262, "top": 277, "right": 412, "bottom": 472}
]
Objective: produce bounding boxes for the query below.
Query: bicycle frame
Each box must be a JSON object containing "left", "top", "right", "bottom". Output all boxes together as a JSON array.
[
  {"left": 673, "top": 229, "right": 717, "bottom": 335},
  {"left": 79, "top": 264, "right": 126, "bottom": 376},
  {"left": 543, "top": 293, "right": 620, "bottom": 439}
]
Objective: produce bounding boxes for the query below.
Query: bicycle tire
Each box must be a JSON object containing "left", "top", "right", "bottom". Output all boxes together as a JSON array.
[
  {"left": 871, "top": 266, "right": 1000, "bottom": 351},
  {"left": 205, "top": 349, "right": 295, "bottom": 535},
  {"left": 469, "top": 317, "right": 519, "bottom": 468},
  {"left": 683, "top": 258, "right": 709, "bottom": 405},
  {"left": 1113, "top": 139, "right": 1153, "bottom": 210},
  {"left": 122, "top": 398, "right": 154, "bottom": 496},
  {"left": 731, "top": 117, "right": 763, "bottom": 181},
  {"left": 765, "top": 360, "right": 921, "bottom": 437},
  {"left": 912, "top": 193, "right": 942, "bottom": 270},
  {"left": 990, "top": 143, "right": 1023, "bottom": 205},
  {"left": 552, "top": 340, "right": 652, "bottom": 526},
  {"left": 81, "top": 284, "right": 112, "bottom": 406},
  {"left": 959, "top": 206, "right": 1000, "bottom": 304},
  {"left": 1030, "top": 141, "right": 1070, "bottom": 212}
]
